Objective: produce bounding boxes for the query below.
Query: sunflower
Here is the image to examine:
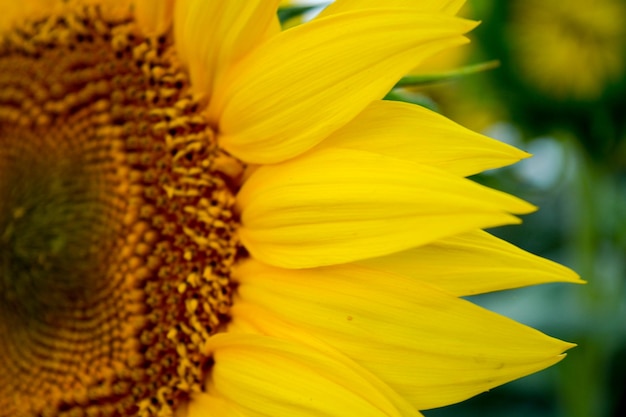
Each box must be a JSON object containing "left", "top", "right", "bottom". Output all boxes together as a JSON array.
[
  {"left": 0, "top": 1, "right": 582, "bottom": 416},
  {"left": 507, "top": 0, "right": 626, "bottom": 101}
]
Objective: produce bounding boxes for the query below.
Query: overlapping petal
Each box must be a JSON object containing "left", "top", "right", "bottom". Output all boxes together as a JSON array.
[
  {"left": 135, "top": 0, "right": 174, "bottom": 35},
  {"left": 231, "top": 260, "right": 575, "bottom": 410},
  {"left": 200, "top": 333, "right": 422, "bottom": 417},
  {"left": 358, "top": 230, "right": 583, "bottom": 295},
  {"left": 236, "top": 147, "right": 534, "bottom": 268},
  {"left": 319, "top": 0, "right": 466, "bottom": 17},
  {"left": 212, "top": 9, "right": 476, "bottom": 164},
  {"left": 439, "top": 0, "right": 466, "bottom": 16},
  {"left": 314, "top": 100, "right": 529, "bottom": 176},
  {"left": 187, "top": 395, "right": 247, "bottom": 417},
  {"left": 174, "top": 0, "right": 281, "bottom": 97}
]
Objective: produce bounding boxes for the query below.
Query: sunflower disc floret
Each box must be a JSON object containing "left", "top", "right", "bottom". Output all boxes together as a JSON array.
[{"left": 0, "top": 4, "right": 242, "bottom": 416}]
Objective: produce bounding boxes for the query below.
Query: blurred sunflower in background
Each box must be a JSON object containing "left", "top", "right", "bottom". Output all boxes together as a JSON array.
[
  {"left": 508, "top": 0, "right": 626, "bottom": 102},
  {"left": 0, "top": 1, "right": 582, "bottom": 416},
  {"left": 465, "top": 0, "right": 626, "bottom": 165}
]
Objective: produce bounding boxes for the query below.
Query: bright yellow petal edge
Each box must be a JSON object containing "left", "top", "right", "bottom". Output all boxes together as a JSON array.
[
  {"left": 0, "top": 1, "right": 583, "bottom": 417},
  {"left": 229, "top": 259, "right": 576, "bottom": 410}
]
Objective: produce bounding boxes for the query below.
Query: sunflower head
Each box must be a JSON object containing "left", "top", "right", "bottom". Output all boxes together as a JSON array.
[
  {"left": 1, "top": 1, "right": 582, "bottom": 417},
  {"left": 0, "top": 3, "right": 241, "bottom": 415}
]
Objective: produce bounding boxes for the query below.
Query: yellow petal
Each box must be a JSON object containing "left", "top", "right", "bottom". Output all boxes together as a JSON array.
[
  {"left": 358, "top": 230, "right": 583, "bottom": 295},
  {"left": 319, "top": 0, "right": 466, "bottom": 17},
  {"left": 174, "top": 0, "right": 281, "bottom": 97},
  {"left": 237, "top": 148, "right": 534, "bottom": 268},
  {"left": 212, "top": 10, "right": 476, "bottom": 164},
  {"left": 135, "top": 0, "right": 174, "bottom": 36},
  {"left": 315, "top": 100, "right": 529, "bottom": 176},
  {"left": 202, "top": 333, "right": 423, "bottom": 417},
  {"left": 232, "top": 260, "right": 575, "bottom": 410},
  {"left": 186, "top": 394, "right": 247, "bottom": 417},
  {"left": 441, "top": 0, "right": 466, "bottom": 14}
]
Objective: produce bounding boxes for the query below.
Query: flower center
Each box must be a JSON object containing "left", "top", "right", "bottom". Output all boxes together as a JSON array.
[{"left": 0, "top": 4, "right": 243, "bottom": 416}]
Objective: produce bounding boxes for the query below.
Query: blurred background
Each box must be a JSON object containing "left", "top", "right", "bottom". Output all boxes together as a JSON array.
[{"left": 281, "top": 1, "right": 626, "bottom": 416}]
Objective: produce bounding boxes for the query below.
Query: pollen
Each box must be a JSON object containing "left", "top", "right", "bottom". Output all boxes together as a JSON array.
[{"left": 0, "top": 4, "right": 242, "bottom": 417}]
